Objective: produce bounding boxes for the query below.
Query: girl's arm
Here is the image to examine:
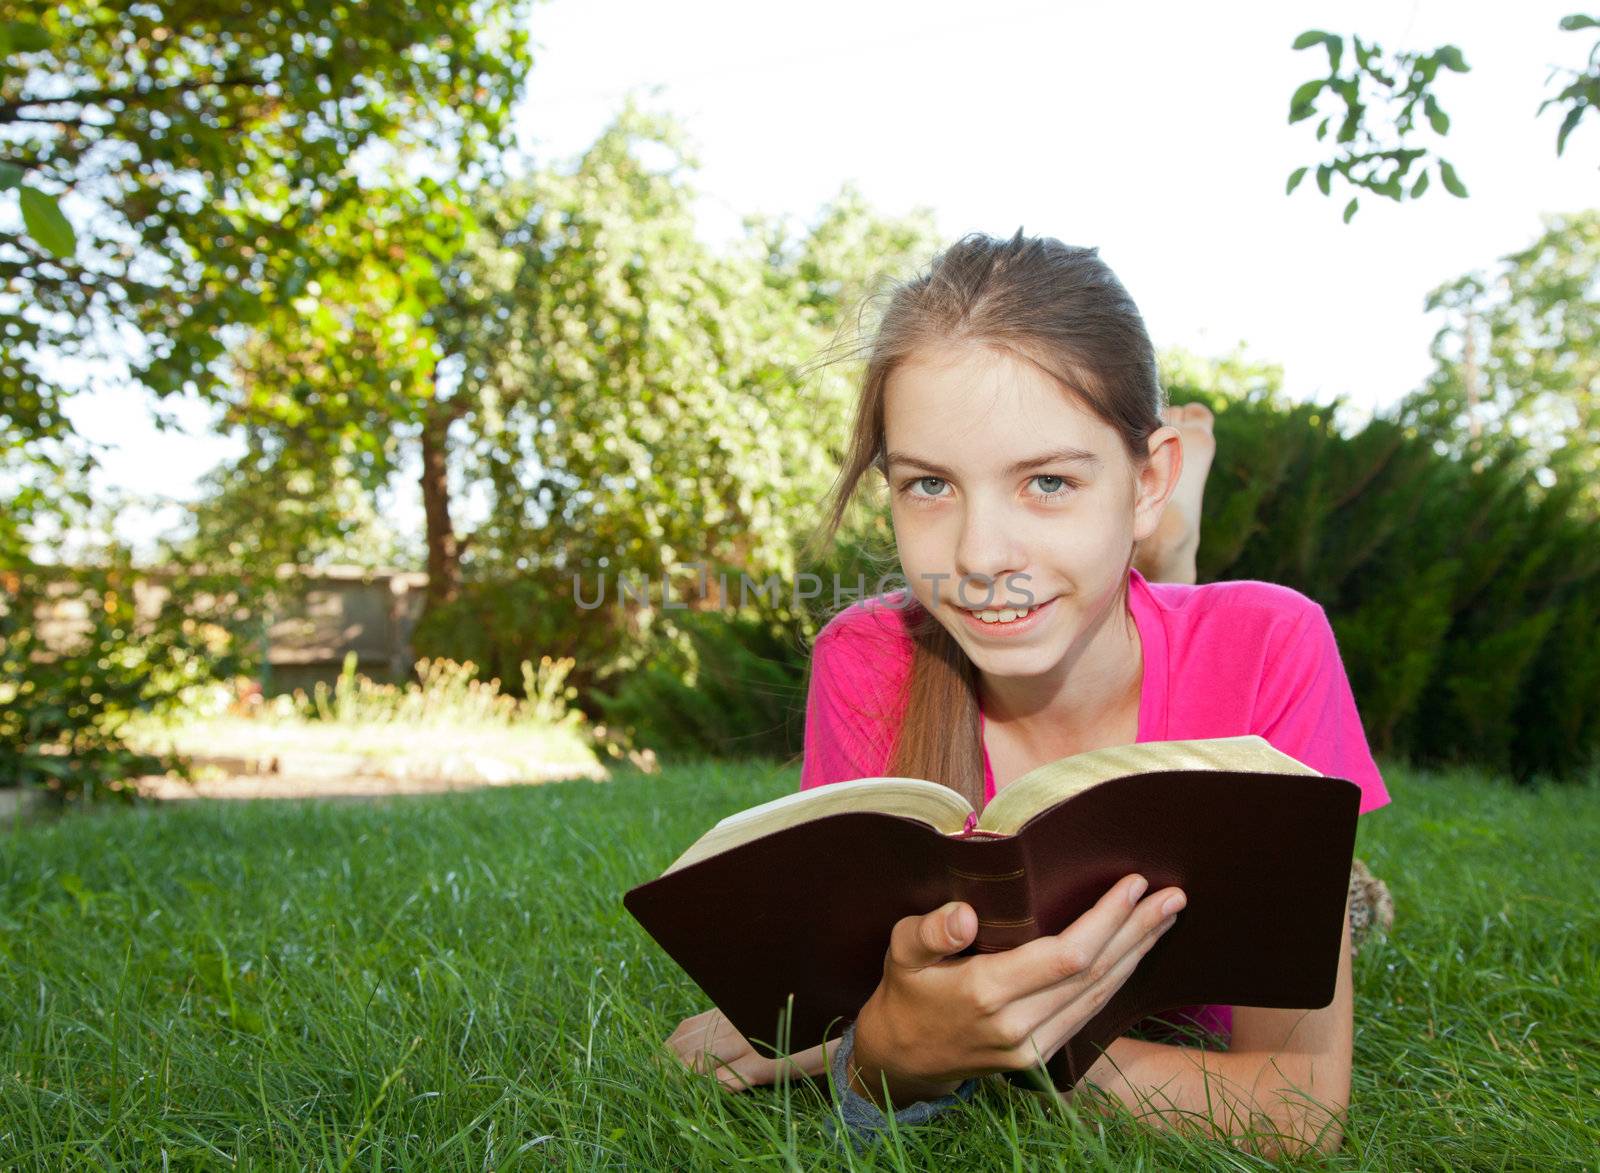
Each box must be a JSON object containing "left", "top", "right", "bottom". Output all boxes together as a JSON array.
[{"left": 1072, "top": 895, "right": 1354, "bottom": 1158}]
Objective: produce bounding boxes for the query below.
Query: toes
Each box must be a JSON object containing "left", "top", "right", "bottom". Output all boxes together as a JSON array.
[{"left": 1161, "top": 402, "right": 1215, "bottom": 429}]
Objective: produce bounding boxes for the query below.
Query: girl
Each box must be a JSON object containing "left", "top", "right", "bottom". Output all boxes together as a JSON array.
[{"left": 665, "top": 231, "right": 1391, "bottom": 1156}]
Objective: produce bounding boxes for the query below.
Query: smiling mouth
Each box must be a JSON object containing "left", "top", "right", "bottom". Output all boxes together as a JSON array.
[{"left": 956, "top": 596, "right": 1055, "bottom": 628}]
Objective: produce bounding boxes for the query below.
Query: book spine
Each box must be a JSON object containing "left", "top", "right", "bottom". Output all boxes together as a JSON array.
[{"left": 947, "top": 839, "right": 1036, "bottom": 954}]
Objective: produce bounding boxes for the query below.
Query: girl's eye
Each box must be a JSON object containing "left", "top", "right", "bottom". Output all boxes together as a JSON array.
[
  {"left": 1032, "top": 474, "right": 1077, "bottom": 499},
  {"left": 904, "top": 476, "right": 949, "bottom": 500}
]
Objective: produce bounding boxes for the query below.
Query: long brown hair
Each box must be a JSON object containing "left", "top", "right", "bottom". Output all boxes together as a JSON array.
[{"left": 801, "top": 230, "right": 1167, "bottom": 809}]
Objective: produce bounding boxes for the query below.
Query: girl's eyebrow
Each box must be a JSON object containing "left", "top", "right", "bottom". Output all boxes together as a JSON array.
[{"left": 885, "top": 446, "right": 1103, "bottom": 477}]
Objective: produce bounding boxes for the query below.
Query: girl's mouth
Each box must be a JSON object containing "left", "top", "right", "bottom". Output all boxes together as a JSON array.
[{"left": 955, "top": 595, "right": 1056, "bottom": 638}]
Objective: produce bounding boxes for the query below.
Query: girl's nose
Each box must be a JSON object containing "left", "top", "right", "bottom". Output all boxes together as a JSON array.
[{"left": 954, "top": 502, "right": 1028, "bottom": 606}]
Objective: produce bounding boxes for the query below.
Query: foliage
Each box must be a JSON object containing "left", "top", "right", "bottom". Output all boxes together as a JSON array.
[
  {"left": 0, "top": 762, "right": 1595, "bottom": 1165},
  {"left": 1403, "top": 210, "right": 1599, "bottom": 514},
  {"left": 0, "top": 554, "right": 229, "bottom": 796},
  {"left": 591, "top": 609, "right": 811, "bottom": 762},
  {"left": 461, "top": 106, "right": 844, "bottom": 589},
  {"left": 1286, "top": 15, "right": 1598, "bottom": 221},
  {"left": 172, "top": 176, "right": 473, "bottom": 581},
  {"left": 1286, "top": 31, "right": 1471, "bottom": 224},
  {"left": 216, "top": 106, "right": 941, "bottom": 764},
  {"left": 0, "top": 0, "right": 532, "bottom": 549},
  {"left": 1543, "top": 14, "right": 1600, "bottom": 155},
  {"left": 1, "top": 0, "right": 532, "bottom": 795},
  {"left": 285, "top": 651, "right": 586, "bottom": 732},
  {"left": 408, "top": 565, "right": 643, "bottom": 708},
  {"left": 1161, "top": 360, "right": 1600, "bottom": 782},
  {"left": 186, "top": 103, "right": 940, "bottom": 618}
]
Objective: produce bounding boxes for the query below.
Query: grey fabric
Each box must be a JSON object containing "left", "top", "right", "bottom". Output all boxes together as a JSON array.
[{"left": 824, "top": 1021, "right": 980, "bottom": 1149}]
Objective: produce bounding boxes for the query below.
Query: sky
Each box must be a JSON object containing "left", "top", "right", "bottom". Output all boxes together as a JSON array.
[{"left": 65, "top": 0, "right": 1599, "bottom": 556}]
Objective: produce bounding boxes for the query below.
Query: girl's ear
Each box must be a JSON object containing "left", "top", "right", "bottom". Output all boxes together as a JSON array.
[{"left": 1131, "top": 425, "right": 1183, "bottom": 543}]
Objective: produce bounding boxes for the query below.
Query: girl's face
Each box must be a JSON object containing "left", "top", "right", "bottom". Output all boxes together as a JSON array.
[{"left": 882, "top": 341, "right": 1172, "bottom": 679}]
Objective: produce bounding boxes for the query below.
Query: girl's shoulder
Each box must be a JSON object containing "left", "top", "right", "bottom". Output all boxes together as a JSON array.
[
  {"left": 1132, "top": 572, "right": 1345, "bottom": 687},
  {"left": 1136, "top": 572, "right": 1326, "bottom": 645},
  {"left": 811, "top": 590, "right": 920, "bottom": 680}
]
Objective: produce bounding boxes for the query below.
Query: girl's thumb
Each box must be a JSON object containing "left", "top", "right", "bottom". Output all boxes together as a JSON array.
[{"left": 941, "top": 902, "right": 976, "bottom": 952}]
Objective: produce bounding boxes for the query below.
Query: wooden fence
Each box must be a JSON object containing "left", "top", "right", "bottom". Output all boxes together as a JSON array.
[{"left": 26, "top": 565, "right": 429, "bottom": 693}]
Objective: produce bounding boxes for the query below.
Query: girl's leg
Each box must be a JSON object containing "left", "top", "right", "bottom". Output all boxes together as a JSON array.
[{"left": 1133, "top": 402, "right": 1216, "bottom": 586}]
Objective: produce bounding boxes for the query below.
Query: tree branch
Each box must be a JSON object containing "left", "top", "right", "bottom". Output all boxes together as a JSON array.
[
  {"left": 1, "top": 113, "right": 99, "bottom": 127},
  {"left": 0, "top": 72, "right": 266, "bottom": 122}
]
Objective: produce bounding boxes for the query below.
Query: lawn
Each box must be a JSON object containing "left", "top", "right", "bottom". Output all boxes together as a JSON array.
[{"left": 1, "top": 760, "right": 1595, "bottom": 1169}]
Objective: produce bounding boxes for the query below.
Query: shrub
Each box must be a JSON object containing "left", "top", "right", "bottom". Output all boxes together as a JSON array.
[
  {"left": 0, "top": 559, "right": 225, "bottom": 799},
  {"left": 590, "top": 608, "right": 810, "bottom": 762}
]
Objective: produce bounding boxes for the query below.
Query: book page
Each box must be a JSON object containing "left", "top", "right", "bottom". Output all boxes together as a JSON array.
[
  {"left": 663, "top": 777, "right": 976, "bottom": 874},
  {"left": 976, "top": 735, "right": 1322, "bottom": 836}
]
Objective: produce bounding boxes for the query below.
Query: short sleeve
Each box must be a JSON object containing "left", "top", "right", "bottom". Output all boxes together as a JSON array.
[
  {"left": 799, "top": 628, "right": 906, "bottom": 791},
  {"left": 1255, "top": 603, "right": 1392, "bottom": 815}
]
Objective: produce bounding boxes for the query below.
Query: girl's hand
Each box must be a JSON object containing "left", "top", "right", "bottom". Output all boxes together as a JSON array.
[
  {"left": 665, "top": 1007, "right": 831, "bottom": 1092},
  {"left": 849, "top": 873, "right": 1185, "bottom": 1107}
]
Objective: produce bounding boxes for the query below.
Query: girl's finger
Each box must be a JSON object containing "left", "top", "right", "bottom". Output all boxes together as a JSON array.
[
  {"left": 1029, "top": 911, "right": 1178, "bottom": 1059},
  {"left": 1002, "top": 887, "right": 1185, "bottom": 1031},
  {"left": 683, "top": 1034, "right": 750, "bottom": 1073},
  {"left": 666, "top": 1008, "right": 722, "bottom": 1048},
  {"left": 983, "top": 874, "right": 1170, "bottom": 1000},
  {"left": 714, "top": 1051, "right": 776, "bottom": 1093}
]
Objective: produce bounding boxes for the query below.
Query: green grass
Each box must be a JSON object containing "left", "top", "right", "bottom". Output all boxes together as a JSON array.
[
  {"left": 124, "top": 714, "right": 601, "bottom": 776},
  {"left": 1, "top": 761, "right": 1596, "bottom": 1169}
]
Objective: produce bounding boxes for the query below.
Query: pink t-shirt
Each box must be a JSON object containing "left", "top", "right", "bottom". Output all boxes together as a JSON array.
[{"left": 799, "top": 566, "right": 1391, "bottom": 1040}]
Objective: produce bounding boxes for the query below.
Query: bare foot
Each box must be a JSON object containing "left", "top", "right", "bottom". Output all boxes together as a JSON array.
[{"left": 1133, "top": 402, "right": 1216, "bottom": 585}]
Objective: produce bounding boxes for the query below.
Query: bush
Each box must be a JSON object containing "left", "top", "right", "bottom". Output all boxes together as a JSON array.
[
  {"left": 0, "top": 558, "right": 228, "bottom": 799},
  {"left": 409, "top": 567, "right": 638, "bottom": 710},
  {"left": 1164, "top": 372, "right": 1600, "bottom": 783},
  {"left": 284, "top": 650, "right": 586, "bottom": 732},
  {"left": 590, "top": 608, "right": 810, "bottom": 762}
]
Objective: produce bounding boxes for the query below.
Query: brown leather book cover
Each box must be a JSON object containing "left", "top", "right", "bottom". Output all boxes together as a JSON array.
[{"left": 624, "top": 766, "right": 1360, "bottom": 1090}]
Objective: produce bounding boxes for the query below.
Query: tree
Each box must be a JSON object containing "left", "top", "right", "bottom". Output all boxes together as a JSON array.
[
  {"left": 1285, "top": 15, "right": 1598, "bottom": 222},
  {"left": 190, "top": 103, "right": 942, "bottom": 633},
  {"left": 0, "top": 2, "right": 530, "bottom": 795},
  {"left": 174, "top": 175, "right": 464, "bottom": 593},
  {"left": 1399, "top": 211, "right": 1599, "bottom": 514},
  {"left": 0, "top": 0, "right": 532, "bottom": 557}
]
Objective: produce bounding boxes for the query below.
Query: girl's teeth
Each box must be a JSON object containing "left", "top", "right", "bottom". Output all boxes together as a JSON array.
[{"left": 976, "top": 606, "right": 1032, "bottom": 624}]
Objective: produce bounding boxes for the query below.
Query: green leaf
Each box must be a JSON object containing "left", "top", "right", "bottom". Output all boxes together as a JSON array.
[
  {"left": 1289, "top": 79, "right": 1325, "bottom": 123},
  {"left": 1317, "top": 164, "right": 1332, "bottom": 196},
  {"left": 1439, "top": 160, "right": 1469, "bottom": 198},
  {"left": 1342, "top": 197, "right": 1360, "bottom": 223},
  {"left": 1425, "top": 94, "right": 1450, "bottom": 135},
  {"left": 1558, "top": 14, "right": 1600, "bottom": 30},
  {"left": 280, "top": 260, "right": 310, "bottom": 299},
  {"left": 19, "top": 186, "right": 76, "bottom": 257},
  {"left": 1411, "top": 168, "right": 1431, "bottom": 198},
  {"left": 1435, "top": 45, "right": 1469, "bottom": 73},
  {"left": 0, "top": 161, "right": 21, "bottom": 192},
  {"left": 1555, "top": 103, "right": 1587, "bottom": 156},
  {"left": 0, "top": 21, "right": 51, "bottom": 54},
  {"left": 1286, "top": 166, "right": 1309, "bottom": 195},
  {"left": 1292, "top": 29, "right": 1332, "bottom": 50}
]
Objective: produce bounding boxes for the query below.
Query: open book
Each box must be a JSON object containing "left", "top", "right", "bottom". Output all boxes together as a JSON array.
[{"left": 625, "top": 736, "right": 1361, "bottom": 1090}]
